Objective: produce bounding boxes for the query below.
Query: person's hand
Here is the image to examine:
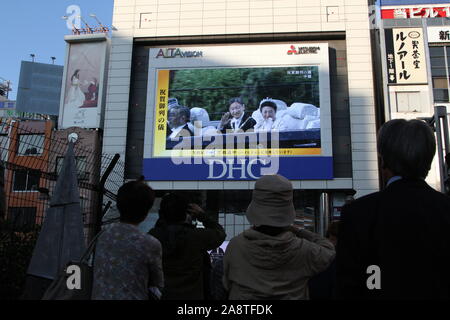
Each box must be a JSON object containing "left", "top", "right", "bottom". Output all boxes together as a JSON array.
[
  {"left": 219, "top": 112, "right": 231, "bottom": 128},
  {"left": 187, "top": 203, "right": 205, "bottom": 220},
  {"left": 287, "top": 225, "right": 302, "bottom": 237}
]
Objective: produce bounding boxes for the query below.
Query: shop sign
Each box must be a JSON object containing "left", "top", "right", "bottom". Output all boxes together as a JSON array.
[
  {"left": 381, "top": 6, "right": 450, "bottom": 19},
  {"left": 385, "top": 28, "right": 428, "bottom": 84},
  {"left": 428, "top": 26, "right": 450, "bottom": 43},
  {"left": 287, "top": 45, "right": 321, "bottom": 55},
  {"left": 155, "top": 48, "right": 203, "bottom": 58}
]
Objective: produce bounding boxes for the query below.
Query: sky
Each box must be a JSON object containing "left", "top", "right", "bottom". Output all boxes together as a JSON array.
[{"left": 0, "top": 0, "right": 114, "bottom": 100}]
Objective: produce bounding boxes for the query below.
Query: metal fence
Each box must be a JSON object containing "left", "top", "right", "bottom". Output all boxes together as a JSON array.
[{"left": 0, "top": 119, "right": 125, "bottom": 241}]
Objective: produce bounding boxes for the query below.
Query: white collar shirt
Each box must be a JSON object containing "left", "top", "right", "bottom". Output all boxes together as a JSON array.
[
  {"left": 169, "top": 124, "right": 185, "bottom": 140},
  {"left": 231, "top": 114, "right": 245, "bottom": 132}
]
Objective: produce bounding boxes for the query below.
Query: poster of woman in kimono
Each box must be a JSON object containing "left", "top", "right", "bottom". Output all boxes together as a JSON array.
[{"left": 61, "top": 41, "right": 106, "bottom": 129}]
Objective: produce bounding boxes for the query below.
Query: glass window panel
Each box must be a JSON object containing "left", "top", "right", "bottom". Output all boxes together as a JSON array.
[
  {"left": 430, "top": 56, "right": 446, "bottom": 67},
  {"left": 433, "top": 78, "right": 449, "bottom": 89},
  {"left": 18, "top": 134, "right": 45, "bottom": 156},
  {"left": 13, "top": 170, "right": 27, "bottom": 191},
  {"left": 429, "top": 46, "right": 445, "bottom": 57},
  {"left": 0, "top": 135, "right": 8, "bottom": 161},
  {"left": 431, "top": 68, "right": 447, "bottom": 77},
  {"left": 27, "top": 170, "right": 41, "bottom": 191},
  {"left": 447, "top": 46, "right": 450, "bottom": 72},
  {"left": 55, "top": 156, "right": 64, "bottom": 175},
  {"left": 13, "top": 170, "right": 40, "bottom": 191},
  {"left": 433, "top": 89, "right": 449, "bottom": 102},
  {"left": 76, "top": 157, "right": 88, "bottom": 181}
]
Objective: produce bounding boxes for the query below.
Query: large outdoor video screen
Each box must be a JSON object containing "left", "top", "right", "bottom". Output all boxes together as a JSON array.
[
  {"left": 144, "top": 43, "right": 333, "bottom": 181},
  {"left": 153, "top": 66, "right": 321, "bottom": 157}
]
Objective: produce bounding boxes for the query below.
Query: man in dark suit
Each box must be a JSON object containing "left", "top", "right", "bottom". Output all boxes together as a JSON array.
[
  {"left": 166, "top": 104, "right": 193, "bottom": 141},
  {"left": 218, "top": 97, "right": 256, "bottom": 133},
  {"left": 336, "top": 119, "right": 450, "bottom": 299}
]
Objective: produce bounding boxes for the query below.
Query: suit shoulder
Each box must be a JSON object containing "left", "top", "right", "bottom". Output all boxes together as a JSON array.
[
  {"left": 424, "top": 185, "right": 450, "bottom": 205},
  {"left": 344, "top": 191, "right": 381, "bottom": 211}
]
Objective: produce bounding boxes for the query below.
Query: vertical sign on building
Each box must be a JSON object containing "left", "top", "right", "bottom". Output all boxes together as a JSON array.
[
  {"left": 59, "top": 37, "right": 109, "bottom": 129},
  {"left": 153, "top": 70, "right": 169, "bottom": 156},
  {"left": 385, "top": 29, "right": 397, "bottom": 84},
  {"left": 385, "top": 28, "right": 428, "bottom": 85}
]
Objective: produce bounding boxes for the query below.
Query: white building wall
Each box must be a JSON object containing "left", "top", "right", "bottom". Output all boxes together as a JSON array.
[{"left": 105, "top": 0, "right": 379, "bottom": 198}]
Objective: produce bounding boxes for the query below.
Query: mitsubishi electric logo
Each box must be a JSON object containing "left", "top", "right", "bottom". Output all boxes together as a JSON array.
[
  {"left": 287, "top": 45, "right": 321, "bottom": 55},
  {"left": 156, "top": 48, "right": 203, "bottom": 58}
]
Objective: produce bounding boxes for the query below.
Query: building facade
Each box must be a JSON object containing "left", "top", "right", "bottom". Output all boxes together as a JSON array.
[
  {"left": 99, "top": 0, "right": 381, "bottom": 235},
  {"left": 378, "top": 0, "right": 450, "bottom": 191}
]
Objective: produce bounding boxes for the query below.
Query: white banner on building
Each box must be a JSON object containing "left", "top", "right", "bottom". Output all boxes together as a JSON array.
[
  {"left": 428, "top": 26, "right": 450, "bottom": 43},
  {"left": 391, "top": 28, "right": 428, "bottom": 84},
  {"left": 60, "top": 41, "right": 107, "bottom": 129}
]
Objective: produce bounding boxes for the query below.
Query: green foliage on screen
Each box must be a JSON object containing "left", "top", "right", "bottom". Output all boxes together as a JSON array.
[{"left": 168, "top": 66, "right": 320, "bottom": 120}]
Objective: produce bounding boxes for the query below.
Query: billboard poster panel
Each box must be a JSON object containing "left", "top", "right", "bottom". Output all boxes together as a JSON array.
[
  {"left": 143, "top": 43, "right": 333, "bottom": 181},
  {"left": 385, "top": 28, "right": 428, "bottom": 84},
  {"left": 60, "top": 41, "right": 107, "bottom": 129}
]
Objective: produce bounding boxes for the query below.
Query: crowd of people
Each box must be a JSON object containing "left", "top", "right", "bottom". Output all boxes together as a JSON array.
[
  {"left": 166, "top": 97, "right": 320, "bottom": 141},
  {"left": 92, "top": 118, "right": 450, "bottom": 300}
]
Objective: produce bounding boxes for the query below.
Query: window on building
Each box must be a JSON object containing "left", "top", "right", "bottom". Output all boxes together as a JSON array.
[
  {"left": 395, "top": 91, "right": 424, "bottom": 112},
  {"left": 17, "top": 134, "right": 45, "bottom": 156},
  {"left": 0, "top": 134, "right": 8, "bottom": 161},
  {"left": 8, "top": 207, "right": 37, "bottom": 230},
  {"left": 55, "top": 156, "right": 89, "bottom": 181},
  {"left": 430, "top": 46, "right": 450, "bottom": 103},
  {"left": 396, "top": 91, "right": 422, "bottom": 112},
  {"left": 13, "top": 169, "right": 41, "bottom": 191}
]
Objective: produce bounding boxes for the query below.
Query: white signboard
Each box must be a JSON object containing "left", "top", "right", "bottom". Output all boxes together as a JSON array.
[
  {"left": 428, "top": 26, "right": 450, "bottom": 43},
  {"left": 387, "top": 28, "right": 428, "bottom": 85}
]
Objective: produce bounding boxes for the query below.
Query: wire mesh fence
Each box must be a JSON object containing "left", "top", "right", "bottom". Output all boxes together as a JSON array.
[{"left": 0, "top": 118, "right": 125, "bottom": 241}]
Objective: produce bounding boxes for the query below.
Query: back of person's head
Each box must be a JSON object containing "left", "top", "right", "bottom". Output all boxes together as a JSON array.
[
  {"left": 159, "top": 192, "right": 189, "bottom": 224},
  {"left": 378, "top": 119, "right": 436, "bottom": 179},
  {"left": 117, "top": 180, "right": 155, "bottom": 224},
  {"left": 246, "top": 174, "right": 295, "bottom": 228}
]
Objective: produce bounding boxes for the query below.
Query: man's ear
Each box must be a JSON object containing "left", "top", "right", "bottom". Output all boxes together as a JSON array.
[{"left": 378, "top": 154, "right": 386, "bottom": 169}]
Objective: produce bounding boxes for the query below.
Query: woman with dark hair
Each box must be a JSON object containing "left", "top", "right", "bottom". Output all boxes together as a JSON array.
[
  {"left": 149, "top": 193, "right": 226, "bottom": 300},
  {"left": 254, "top": 98, "right": 287, "bottom": 131},
  {"left": 92, "top": 181, "right": 163, "bottom": 300}
]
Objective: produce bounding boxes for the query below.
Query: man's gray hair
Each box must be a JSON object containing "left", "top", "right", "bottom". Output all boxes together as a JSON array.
[
  {"left": 377, "top": 119, "right": 436, "bottom": 179},
  {"left": 170, "top": 104, "right": 190, "bottom": 121}
]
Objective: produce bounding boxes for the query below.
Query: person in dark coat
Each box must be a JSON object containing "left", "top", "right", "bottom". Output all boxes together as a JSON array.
[
  {"left": 149, "top": 193, "right": 226, "bottom": 300},
  {"left": 336, "top": 119, "right": 450, "bottom": 299},
  {"left": 308, "top": 221, "right": 339, "bottom": 300},
  {"left": 218, "top": 97, "right": 256, "bottom": 133}
]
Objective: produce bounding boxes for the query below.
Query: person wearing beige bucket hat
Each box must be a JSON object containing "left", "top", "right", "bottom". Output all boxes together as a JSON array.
[
  {"left": 245, "top": 174, "right": 296, "bottom": 227},
  {"left": 222, "top": 174, "right": 335, "bottom": 300}
]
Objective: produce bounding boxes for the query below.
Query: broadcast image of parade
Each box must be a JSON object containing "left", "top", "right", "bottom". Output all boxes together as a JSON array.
[{"left": 162, "top": 66, "right": 321, "bottom": 152}]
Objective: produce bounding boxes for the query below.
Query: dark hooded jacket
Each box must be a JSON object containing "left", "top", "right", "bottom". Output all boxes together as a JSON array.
[
  {"left": 223, "top": 228, "right": 335, "bottom": 300},
  {"left": 149, "top": 216, "right": 226, "bottom": 300}
]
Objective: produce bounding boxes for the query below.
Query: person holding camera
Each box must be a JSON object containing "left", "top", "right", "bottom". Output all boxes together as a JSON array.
[{"left": 149, "top": 193, "right": 226, "bottom": 300}]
